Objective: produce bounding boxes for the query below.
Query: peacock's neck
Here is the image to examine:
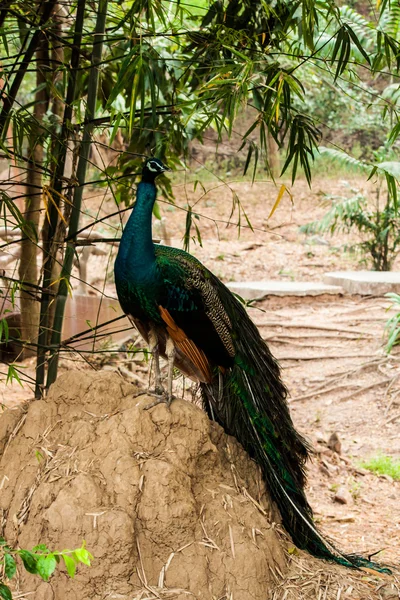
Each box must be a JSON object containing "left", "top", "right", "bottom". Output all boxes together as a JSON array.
[{"left": 116, "top": 181, "right": 156, "bottom": 275}]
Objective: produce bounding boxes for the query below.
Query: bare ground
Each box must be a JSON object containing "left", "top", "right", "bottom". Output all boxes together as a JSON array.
[{"left": 1, "top": 174, "right": 400, "bottom": 594}]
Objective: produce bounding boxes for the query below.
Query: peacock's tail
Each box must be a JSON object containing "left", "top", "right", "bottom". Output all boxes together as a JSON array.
[{"left": 200, "top": 293, "right": 391, "bottom": 573}]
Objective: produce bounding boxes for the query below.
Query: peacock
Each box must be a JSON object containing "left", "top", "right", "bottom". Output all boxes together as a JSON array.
[{"left": 114, "top": 157, "right": 390, "bottom": 573}]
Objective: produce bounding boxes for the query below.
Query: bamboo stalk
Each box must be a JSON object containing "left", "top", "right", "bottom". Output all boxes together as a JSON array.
[
  {"left": 46, "top": 0, "right": 109, "bottom": 390},
  {"left": 35, "top": 0, "right": 87, "bottom": 398},
  {"left": 0, "top": 0, "right": 57, "bottom": 137}
]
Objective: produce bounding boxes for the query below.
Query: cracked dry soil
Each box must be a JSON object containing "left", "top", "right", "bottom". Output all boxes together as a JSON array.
[{"left": 0, "top": 370, "right": 287, "bottom": 600}]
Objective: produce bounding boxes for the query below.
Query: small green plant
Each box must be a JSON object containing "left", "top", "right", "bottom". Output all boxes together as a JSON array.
[
  {"left": 278, "top": 269, "right": 296, "bottom": 280},
  {"left": 384, "top": 292, "right": 400, "bottom": 354},
  {"left": 0, "top": 539, "right": 92, "bottom": 599},
  {"left": 349, "top": 478, "right": 361, "bottom": 500},
  {"left": 300, "top": 147, "right": 400, "bottom": 271},
  {"left": 360, "top": 455, "right": 400, "bottom": 480}
]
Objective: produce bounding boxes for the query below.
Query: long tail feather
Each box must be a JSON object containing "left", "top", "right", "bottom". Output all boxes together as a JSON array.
[{"left": 200, "top": 289, "right": 391, "bottom": 573}]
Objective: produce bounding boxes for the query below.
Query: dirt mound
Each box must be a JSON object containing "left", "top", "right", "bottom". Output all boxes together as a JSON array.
[{"left": 0, "top": 371, "right": 287, "bottom": 599}]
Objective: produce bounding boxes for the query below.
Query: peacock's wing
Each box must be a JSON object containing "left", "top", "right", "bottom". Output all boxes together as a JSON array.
[
  {"left": 156, "top": 245, "right": 310, "bottom": 493},
  {"left": 155, "top": 246, "right": 236, "bottom": 372}
]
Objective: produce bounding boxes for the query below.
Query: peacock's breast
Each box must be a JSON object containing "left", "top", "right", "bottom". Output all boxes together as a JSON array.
[{"left": 114, "top": 263, "right": 162, "bottom": 323}]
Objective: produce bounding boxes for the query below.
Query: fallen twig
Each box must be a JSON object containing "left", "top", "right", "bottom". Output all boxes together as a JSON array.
[
  {"left": 291, "top": 382, "right": 360, "bottom": 402},
  {"left": 291, "top": 358, "right": 389, "bottom": 400},
  {"left": 386, "top": 411, "right": 400, "bottom": 424},
  {"left": 279, "top": 353, "right": 375, "bottom": 361},
  {"left": 384, "top": 380, "right": 400, "bottom": 416},
  {"left": 339, "top": 378, "right": 394, "bottom": 403},
  {"left": 255, "top": 321, "right": 373, "bottom": 336},
  {"left": 266, "top": 339, "right": 346, "bottom": 348}
]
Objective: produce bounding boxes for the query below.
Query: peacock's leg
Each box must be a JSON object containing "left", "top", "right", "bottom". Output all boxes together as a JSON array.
[
  {"left": 145, "top": 336, "right": 176, "bottom": 409},
  {"left": 165, "top": 336, "right": 176, "bottom": 404},
  {"left": 148, "top": 328, "right": 165, "bottom": 395}
]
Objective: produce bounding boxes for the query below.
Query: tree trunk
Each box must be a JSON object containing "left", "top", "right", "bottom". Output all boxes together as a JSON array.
[
  {"left": 18, "top": 37, "right": 49, "bottom": 358},
  {"left": 42, "top": 2, "right": 66, "bottom": 346},
  {"left": 268, "top": 132, "right": 280, "bottom": 179}
]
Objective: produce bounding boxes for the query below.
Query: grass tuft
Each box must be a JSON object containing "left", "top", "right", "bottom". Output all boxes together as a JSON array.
[{"left": 360, "top": 454, "right": 400, "bottom": 480}]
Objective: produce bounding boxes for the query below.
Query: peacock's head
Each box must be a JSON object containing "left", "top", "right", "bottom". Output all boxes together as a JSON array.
[{"left": 141, "top": 158, "right": 170, "bottom": 182}]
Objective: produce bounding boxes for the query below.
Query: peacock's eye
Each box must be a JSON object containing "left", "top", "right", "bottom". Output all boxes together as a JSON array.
[{"left": 147, "top": 161, "right": 160, "bottom": 172}]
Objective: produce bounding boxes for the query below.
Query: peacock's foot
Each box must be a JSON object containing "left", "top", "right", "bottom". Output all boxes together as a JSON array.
[
  {"left": 133, "top": 385, "right": 166, "bottom": 401},
  {"left": 150, "top": 384, "right": 166, "bottom": 396},
  {"left": 144, "top": 392, "right": 175, "bottom": 410}
]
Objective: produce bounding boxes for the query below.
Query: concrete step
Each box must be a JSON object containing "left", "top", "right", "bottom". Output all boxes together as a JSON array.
[
  {"left": 227, "top": 280, "right": 344, "bottom": 300},
  {"left": 324, "top": 271, "right": 400, "bottom": 296}
]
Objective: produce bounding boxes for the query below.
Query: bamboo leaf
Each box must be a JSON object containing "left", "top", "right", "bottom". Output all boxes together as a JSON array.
[
  {"left": 109, "top": 113, "right": 122, "bottom": 144},
  {"left": 153, "top": 201, "right": 161, "bottom": 220},
  {"left": 243, "top": 144, "right": 253, "bottom": 176},
  {"left": 347, "top": 24, "right": 371, "bottom": 64},
  {"left": 42, "top": 186, "right": 67, "bottom": 225},
  {"left": 268, "top": 184, "right": 289, "bottom": 219},
  {"left": 0, "top": 318, "right": 9, "bottom": 343}
]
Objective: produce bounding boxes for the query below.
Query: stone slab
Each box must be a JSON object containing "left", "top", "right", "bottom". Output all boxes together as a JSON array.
[
  {"left": 227, "top": 280, "right": 344, "bottom": 299},
  {"left": 323, "top": 271, "right": 400, "bottom": 296}
]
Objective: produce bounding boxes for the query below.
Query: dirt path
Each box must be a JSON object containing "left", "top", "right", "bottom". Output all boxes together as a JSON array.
[
  {"left": 252, "top": 294, "right": 400, "bottom": 565},
  {"left": 1, "top": 174, "right": 399, "bottom": 574}
]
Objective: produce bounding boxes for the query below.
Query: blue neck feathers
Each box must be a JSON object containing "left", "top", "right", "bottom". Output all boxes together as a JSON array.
[{"left": 116, "top": 181, "right": 156, "bottom": 274}]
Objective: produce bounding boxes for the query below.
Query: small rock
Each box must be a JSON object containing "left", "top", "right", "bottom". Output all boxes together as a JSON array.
[
  {"left": 315, "top": 431, "right": 327, "bottom": 444},
  {"left": 333, "top": 487, "right": 353, "bottom": 505},
  {"left": 321, "top": 459, "right": 339, "bottom": 474},
  {"left": 379, "top": 474, "right": 394, "bottom": 483},
  {"left": 333, "top": 515, "right": 355, "bottom": 523},
  {"left": 319, "top": 464, "right": 331, "bottom": 477},
  {"left": 353, "top": 467, "right": 368, "bottom": 476},
  {"left": 327, "top": 432, "right": 342, "bottom": 454},
  {"left": 380, "top": 586, "right": 399, "bottom": 600}
]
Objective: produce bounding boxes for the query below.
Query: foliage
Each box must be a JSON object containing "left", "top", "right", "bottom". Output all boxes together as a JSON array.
[
  {"left": 0, "top": 539, "right": 92, "bottom": 599},
  {"left": 300, "top": 147, "right": 400, "bottom": 270},
  {"left": 384, "top": 292, "right": 400, "bottom": 354},
  {"left": 287, "top": 3, "right": 400, "bottom": 157},
  {"left": 360, "top": 454, "right": 400, "bottom": 480},
  {"left": 1, "top": 0, "right": 400, "bottom": 393}
]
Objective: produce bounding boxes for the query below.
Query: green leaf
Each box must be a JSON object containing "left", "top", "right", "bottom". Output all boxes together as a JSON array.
[
  {"left": 243, "top": 143, "right": 253, "bottom": 177},
  {"left": 32, "top": 544, "right": 49, "bottom": 552},
  {"left": 109, "top": 113, "right": 122, "bottom": 145},
  {"left": 4, "top": 553, "right": 16, "bottom": 579},
  {"left": 19, "top": 550, "right": 38, "bottom": 574},
  {"left": 377, "top": 161, "right": 400, "bottom": 179},
  {"left": 153, "top": 201, "right": 161, "bottom": 220},
  {"left": 1, "top": 32, "right": 9, "bottom": 57},
  {"left": 347, "top": 25, "right": 371, "bottom": 65},
  {"left": 1, "top": 317, "right": 8, "bottom": 342},
  {"left": 36, "top": 554, "right": 57, "bottom": 581},
  {"left": 62, "top": 554, "right": 76, "bottom": 578},
  {"left": 0, "top": 584, "right": 12, "bottom": 600},
  {"left": 72, "top": 546, "right": 92, "bottom": 567},
  {"left": 6, "top": 365, "right": 23, "bottom": 387}
]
